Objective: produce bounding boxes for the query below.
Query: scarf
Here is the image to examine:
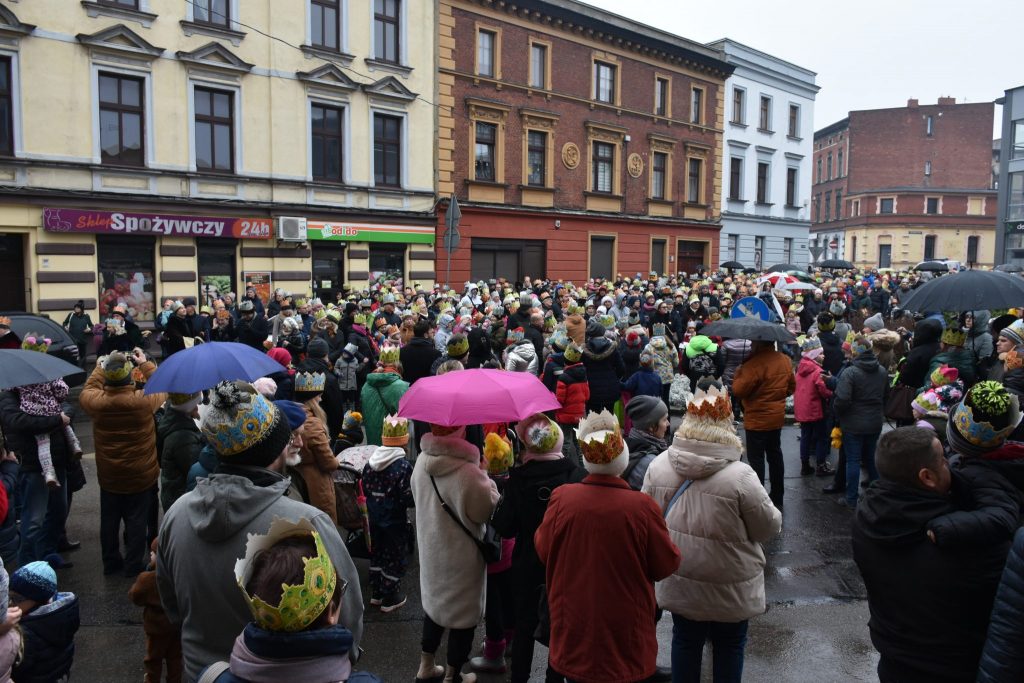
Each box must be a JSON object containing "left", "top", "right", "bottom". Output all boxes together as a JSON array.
[
  {"left": 229, "top": 628, "right": 351, "bottom": 683},
  {"left": 627, "top": 427, "right": 668, "bottom": 455}
]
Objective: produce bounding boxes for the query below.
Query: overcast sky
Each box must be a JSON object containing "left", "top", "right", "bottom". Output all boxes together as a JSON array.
[{"left": 583, "top": 0, "right": 1019, "bottom": 137}]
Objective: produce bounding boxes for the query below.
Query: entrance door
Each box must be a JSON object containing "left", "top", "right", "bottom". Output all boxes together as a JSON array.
[
  {"left": 312, "top": 243, "right": 345, "bottom": 303},
  {"left": 677, "top": 240, "right": 707, "bottom": 274},
  {"left": 470, "top": 238, "right": 546, "bottom": 283},
  {"left": 878, "top": 244, "right": 892, "bottom": 269},
  {"left": 0, "top": 234, "right": 25, "bottom": 310},
  {"left": 589, "top": 236, "right": 615, "bottom": 279},
  {"left": 197, "top": 238, "right": 238, "bottom": 305}
]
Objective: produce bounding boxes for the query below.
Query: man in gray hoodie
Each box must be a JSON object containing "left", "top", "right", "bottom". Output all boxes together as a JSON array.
[{"left": 157, "top": 382, "right": 363, "bottom": 682}]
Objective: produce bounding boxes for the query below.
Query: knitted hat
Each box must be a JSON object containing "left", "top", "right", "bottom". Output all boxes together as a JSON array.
[
  {"left": 294, "top": 371, "right": 326, "bottom": 395},
  {"left": 911, "top": 390, "right": 943, "bottom": 417},
  {"left": 1000, "top": 319, "right": 1024, "bottom": 345},
  {"left": 168, "top": 391, "right": 202, "bottom": 414},
  {"left": 307, "top": 337, "right": 330, "bottom": 359},
  {"left": 252, "top": 377, "right": 278, "bottom": 399},
  {"left": 507, "top": 327, "right": 525, "bottom": 346},
  {"left": 829, "top": 300, "right": 846, "bottom": 316},
  {"left": 342, "top": 410, "right": 363, "bottom": 431},
  {"left": 639, "top": 350, "right": 654, "bottom": 367},
  {"left": 10, "top": 561, "right": 56, "bottom": 604},
  {"left": 941, "top": 327, "right": 967, "bottom": 347},
  {"left": 674, "top": 383, "right": 742, "bottom": 450},
  {"left": 446, "top": 334, "right": 469, "bottom": 358},
  {"left": 933, "top": 383, "right": 965, "bottom": 414},
  {"left": 685, "top": 335, "right": 718, "bottom": 359},
  {"left": 625, "top": 331, "right": 642, "bottom": 348},
  {"left": 483, "top": 432, "right": 514, "bottom": 475},
  {"left": 20, "top": 335, "right": 51, "bottom": 353},
  {"left": 202, "top": 381, "right": 292, "bottom": 467},
  {"left": 801, "top": 336, "right": 823, "bottom": 360},
  {"left": 102, "top": 352, "right": 135, "bottom": 386},
  {"left": 585, "top": 318, "right": 605, "bottom": 339},
  {"left": 817, "top": 313, "right": 836, "bottom": 332},
  {"left": 267, "top": 347, "right": 292, "bottom": 368},
  {"left": 626, "top": 395, "right": 668, "bottom": 431},
  {"left": 565, "top": 315, "right": 586, "bottom": 346},
  {"left": 576, "top": 410, "right": 629, "bottom": 476},
  {"left": 930, "top": 364, "right": 959, "bottom": 388},
  {"left": 563, "top": 343, "right": 583, "bottom": 364},
  {"left": 863, "top": 313, "right": 885, "bottom": 332},
  {"left": 948, "top": 381, "right": 1023, "bottom": 454},
  {"left": 234, "top": 518, "right": 337, "bottom": 633},
  {"left": 381, "top": 415, "right": 409, "bottom": 447},
  {"left": 273, "top": 400, "right": 308, "bottom": 431},
  {"left": 238, "top": 300, "right": 255, "bottom": 313},
  {"left": 516, "top": 413, "right": 564, "bottom": 455}
]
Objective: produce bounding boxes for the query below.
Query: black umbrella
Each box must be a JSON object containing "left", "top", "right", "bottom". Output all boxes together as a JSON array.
[
  {"left": 899, "top": 270, "right": 1024, "bottom": 312},
  {"left": 742, "top": 267, "right": 759, "bottom": 275},
  {"left": 766, "top": 263, "right": 801, "bottom": 273},
  {"left": 914, "top": 260, "right": 950, "bottom": 273},
  {"left": 0, "top": 349, "right": 85, "bottom": 391},
  {"left": 995, "top": 263, "right": 1023, "bottom": 273},
  {"left": 819, "top": 259, "right": 854, "bottom": 270},
  {"left": 720, "top": 261, "right": 745, "bottom": 270},
  {"left": 699, "top": 317, "right": 797, "bottom": 343}
]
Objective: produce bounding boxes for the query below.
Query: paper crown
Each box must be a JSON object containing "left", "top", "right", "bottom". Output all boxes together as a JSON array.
[
  {"left": 483, "top": 432, "right": 514, "bottom": 475},
  {"left": 507, "top": 327, "right": 525, "bottom": 345},
  {"left": 381, "top": 414, "right": 409, "bottom": 446},
  {"left": 234, "top": 518, "right": 338, "bottom": 633},
  {"left": 685, "top": 384, "right": 734, "bottom": 422},
  {"left": 102, "top": 352, "right": 134, "bottom": 383},
  {"left": 652, "top": 323, "right": 666, "bottom": 338},
  {"left": 446, "top": 335, "right": 469, "bottom": 358},
  {"left": 20, "top": 335, "right": 52, "bottom": 353},
  {"left": 951, "top": 382, "right": 1023, "bottom": 449},
  {"left": 598, "top": 314, "right": 615, "bottom": 330},
  {"left": 379, "top": 343, "right": 400, "bottom": 366},
  {"left": 517, "top": 413, "right": 562, "bottom": 453},
  {"left": 575, "top": 410, "right": 625, "bottom": 465},
  {"left": 912, "top": 390, "right": 943, "bottom": 416},
  {"left": 563, "top": 343, "right": 583, "bottom": 364},
  {"left": 0, "top": 316, "right": 9, "bottom": 326},
  {"left": 294, "top": 371, "right": 326, "bottom": 394},
  {"left": 930, "top": 364, "right": 959, "bottom": 388},
  {"left": 801, "top": 337, "right": 822, "bottom": 353},
  {"left": 941, "top": 327, "right": 967, "bottom": 347}
]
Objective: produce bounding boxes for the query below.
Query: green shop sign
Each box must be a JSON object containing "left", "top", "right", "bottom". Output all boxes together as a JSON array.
[{"left": 307, "top": 221, "right": 435, "bottom": 244}]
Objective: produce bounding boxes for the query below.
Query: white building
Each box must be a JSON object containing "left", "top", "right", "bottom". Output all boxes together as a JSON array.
[{"left": 707, "top": 39, "right": 819, "bottom": 269}]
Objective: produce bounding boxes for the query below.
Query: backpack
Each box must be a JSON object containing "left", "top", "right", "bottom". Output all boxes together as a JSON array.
[{"left": 690, "top": 352, "right": 717, "bottom": 378}]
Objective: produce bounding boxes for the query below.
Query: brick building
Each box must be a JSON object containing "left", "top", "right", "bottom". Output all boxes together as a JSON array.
[
  {"left": 810, "top": 98, "right": 997, "bottom": 269},
  {"left": 435, "top": 0, "right": 732, "bottom": 284}
]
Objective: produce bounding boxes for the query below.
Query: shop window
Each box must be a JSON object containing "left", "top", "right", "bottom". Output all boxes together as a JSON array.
[
  {"left": 1013, "top": 120, "right": 1024, "bottom": 160},
  {"left": 1010, "top": 173, "right": 1024, "bottom": 220},
  {"left": 197, "top": 238, "right": 237, "bottom": 306},
  {"left": 369, "top": 244, "right": 406, "bottom": 280},
  {"left": 311, "top": 0, "right": 341, "bottom": 51},
  {"left": 373, "top": 0, "right": 400, "bottom": 63},
  {"left": 97, "top": 235, "right": 156, "bottom": 321},
  {"left": 194, "top": 86, "right": 234, "bottom": 173},
  {"left": 373, "top": 113, "right": 401, "bottom": 187},
  {"left": 194, "top": 0, "right": 229, "bottom": 26},
  {"left": 311, "top": 103, "right": 343, "bottom": 182},
  {"left": 99, "top": 72, "right": 145, "bottom": 167},
  {"left": 0, "top": 57, "right": 13, "bottom": 157}
]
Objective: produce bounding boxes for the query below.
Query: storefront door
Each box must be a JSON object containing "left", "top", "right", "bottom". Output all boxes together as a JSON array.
[
  {"left": 0, "top": 234, "right": 25, "bottom": 311},
  {"left": 677, "top": 240, "right": 707, "bottom": 275},
  {"left": 313, "top": 243, "right": 345, "bottom": 303},
  {"left": 197, "top": 238, "right": 238, "bottom": 306},
  {"left": 97, "top": 235, "right": 156, "bottom": 320}
]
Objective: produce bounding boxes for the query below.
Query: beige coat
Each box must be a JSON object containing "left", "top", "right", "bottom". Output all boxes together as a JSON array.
[{"left": 642, "top": 436, "right": 781, "bottom": 622}]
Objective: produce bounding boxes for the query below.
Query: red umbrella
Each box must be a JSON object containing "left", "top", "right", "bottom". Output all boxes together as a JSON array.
[{"left": 397, "top": 368, "right": 560, "bottom": 426}]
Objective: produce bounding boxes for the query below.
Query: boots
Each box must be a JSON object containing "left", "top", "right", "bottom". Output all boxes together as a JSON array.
[
  {"left": 469, "top": 638, "right": 506, "bottom": 673},
  {"left": 415, "top": 652, "right": 444, "bottom": 683},
  {"left": 442, "top": 666, "right": 476, "bottom": 683},
  {"left": 503, "top": 628, "right": 515, "bottom": 658}
]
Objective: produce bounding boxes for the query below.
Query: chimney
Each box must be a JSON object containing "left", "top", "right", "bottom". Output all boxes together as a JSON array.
[
  {"left": 907, "top": 98, "right": 919, "bottom": 108},
  {"left": 937, "top": 96, "right": 956, "bottom": 105}
]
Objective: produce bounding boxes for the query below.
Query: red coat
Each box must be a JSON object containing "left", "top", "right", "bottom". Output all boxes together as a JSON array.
[
  {"left": 555, "top": 362, "right": 590, "bottom": 424},
  {"left": 535, "top": 474, "right": 680, "bottom": 683},
  {"left": 794, "top": 357, "right": 832, "bottom": 423}
]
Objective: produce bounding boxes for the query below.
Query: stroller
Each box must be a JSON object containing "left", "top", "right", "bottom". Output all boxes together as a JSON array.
[{"left": 334, "top": 445, "right": 375, "bottom": 559}]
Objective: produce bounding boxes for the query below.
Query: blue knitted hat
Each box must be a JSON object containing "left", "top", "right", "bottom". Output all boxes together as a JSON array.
[{"left": 11, "top": 561, "right": 56, "bottom": 603}]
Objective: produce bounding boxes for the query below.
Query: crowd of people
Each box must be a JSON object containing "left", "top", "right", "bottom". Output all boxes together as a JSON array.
[{"left": 0, "top": 264, "right": 1023, "bottom": 681}]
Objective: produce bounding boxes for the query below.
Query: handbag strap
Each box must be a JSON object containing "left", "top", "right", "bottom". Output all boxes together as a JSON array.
[
  {"left": 430, "top": 475, "right": 482, "bottom": 548},
  {"left": 663, "top": 480, "right": 693, "bottom": 518},
  {"left": 197, "top": 662, "right": 230, "bottom": 683}
]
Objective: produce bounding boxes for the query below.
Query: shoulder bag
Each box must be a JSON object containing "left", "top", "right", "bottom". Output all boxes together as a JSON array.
[
  {"left": 429, "top": 475, "right": 502, "bottom": 564},
  {"left": 663, "top": 479, "right": 693, "bottom": 517}
]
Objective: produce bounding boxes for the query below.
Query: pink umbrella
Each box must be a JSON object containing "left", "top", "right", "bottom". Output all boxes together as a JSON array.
[{"left": 397, "top": 368, "right": 560, "bottom": 426}]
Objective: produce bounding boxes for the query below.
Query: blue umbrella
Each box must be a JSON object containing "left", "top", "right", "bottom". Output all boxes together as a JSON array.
[{"left": 143, "top": 342, "right": 286, "bottom": 394}]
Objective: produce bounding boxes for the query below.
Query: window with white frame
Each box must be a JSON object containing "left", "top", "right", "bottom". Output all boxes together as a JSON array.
[
  {"left": 194, "top": 86, "right": 234, "bottom": 173},
  {"left": 373, "top": 0, "right": 400, "bottom": 64},
  {"left": 731, "top": 87, "right": 745, "bottom": 124},
  {"left": 759, "top": 95, "right": 772, "bottom": 131},
  {"left": 476, "top": 29, "right": 496, "bottom": 78},
  {"left": 311, "top": 103, "right": 343, "bottom": 182},
  {"left": 0, "top": 56, "right": 12, "bottom": 157},
  {"left": 311, "top": 0, "right": 341, "bottom": 51},
  {"left": 193, "top": 0, "right": 229, "bottom": 26},
  {"left": 99, "top": 72, "right": 145, "bottom": 167},
  {"left": 373, "top": 112, "right": 402, "bottom": 187},
  {"left": 788, "top": 104, "right": 800, "bottom": 137},
  {"left": 594, "top": 62, "right": 616, "bottom": 104}
]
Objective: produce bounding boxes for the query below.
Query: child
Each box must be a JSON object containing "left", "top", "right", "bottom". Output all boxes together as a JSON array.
[
  {"left": 911, "top": 390, "right": 948, "bottom": 442},
  {"left": 555, "top": 344, "right": 589, "bottom": 464},
  {"left": 794, "top": 337, "right": 834, "bottom": 477},
  {"left": 16, "top": 336, "right": 83, "bottom": 487},
  {"left": 335, "top": 410, "right": 364, "bottom": 452},
  {"left": 622, "top": 351, "right": 662, "bottom": 399},
  {"left": 10, "top": 561, "right": 80, "bottom": 682},
  {"left": 362, "top": 416, "right": 414, "bottom": 612},
  {"left": 335, "top": 343, "right": 361, "bottom": 412},
  {"left": 129, "top": 539, "right": 182, "bottom": 683}
]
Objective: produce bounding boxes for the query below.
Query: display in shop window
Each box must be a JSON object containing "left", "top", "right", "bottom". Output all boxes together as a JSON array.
[{"left": 98, "top": 269, "right": 155, "bottom": 321}]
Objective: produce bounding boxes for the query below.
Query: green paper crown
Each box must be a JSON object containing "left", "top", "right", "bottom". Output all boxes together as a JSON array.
[{"left": 379, "top": 343, "right": 400, "bottom": 366}]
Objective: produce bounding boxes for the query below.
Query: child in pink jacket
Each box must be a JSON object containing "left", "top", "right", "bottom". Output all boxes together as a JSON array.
[{"left": 794, "top": 337, "right": 834, "bottom": 476}]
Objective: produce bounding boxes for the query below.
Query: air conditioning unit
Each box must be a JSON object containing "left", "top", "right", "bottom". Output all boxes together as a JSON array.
[{"left": 277, "top": 216, "right": 307, "bottom": 242}]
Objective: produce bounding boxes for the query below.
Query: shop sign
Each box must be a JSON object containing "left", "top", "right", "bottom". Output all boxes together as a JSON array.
[
  {"left": 42, "top": 208, "right": 272, "bottom": 239},
  {"left": 1006, "top": 220, "right": 1024, "bottom": 234},
  {"left": 306, "top": 221, "right": 435, "bottom": 245},
  {"left": 243, "top": 271, "right": 273, "bottom": 307}
]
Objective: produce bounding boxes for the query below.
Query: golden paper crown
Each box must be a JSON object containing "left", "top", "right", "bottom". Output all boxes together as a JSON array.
[
  {"left": 102, "top": 352, "right": 134, "bottom": 382},
  {"left": 575, "top": 410, "right": 625, "bottom": 465},
  {"left": 379, "top": 343, "right": 400, "bottom": 366},
  {"left": 294, "top": 371, "right": 326, "bottom": 393},
  {"left": 234, "top": 518, "right": 338, "bottom": 633}
]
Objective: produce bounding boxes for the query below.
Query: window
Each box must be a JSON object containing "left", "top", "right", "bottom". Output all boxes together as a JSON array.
[
  {"left": 473, "top": 122, "right": 496, "bottom": 181},
  {"left": 967, "top": 235, "right": 979, "bottom": 263},
  {"left": 690, "top": 88, "right": 703, "bottom": 125},
  {"left": 592, "top": 141, "right": 614, "bottom": 193},
  {"left": 879, "top": 244, "right": 892, "bottom": 269},
  {"left": 784, "top": 237, "right": 793, "bottom": 263},
  {"left": 594, "top": 62, "right": 616, "bottom": 104},
  {"left": 727, "top": 234, "right": 738, "bottom": 261},
  {"left": 852, "top": 199, "right": 860, "bottom": 216},
  {"left": 590, "top": 235, "right": 615, "bottom": 279},
  {"left": 529, "top": 43, "right": 548, "bottom": 89},
  {"left": 754, "top": 236, "right": 764, "bottom": 270},
  {"left": 813, "top": 194, "right": 820, "bottom": 222},
  {"left": 651, "top": 238, "right": 666, "bottom": 273},
  {"left": 651, "top": 151, "right": 667, "bottom": 200},
  {"left": 759, "top": 95, "right": 771, "bottom": 130},
  {"left": 851, "top": 236, "right": 857, "bottom": 261},
  {"left": 311, "top": 0, "right": 340, "bottom": 51},
  {"left": 879, "top": 197, "right": 895, "bottom": 214},
  {"left": 654, "top": 77, "right": 669, "bottom": 117},
  {"left": 0, "top": 58, "right": 11, "bottom": 157},
  {"left": 687, "top": 158, "right": 702, "bottom": 203},
  {"left": 788, "top": 104, "right": 800, "bottom": 137},
  {"left": 194, "top": 0, "right": 229, "bottom": 26},
  {"left": 526, "top": 130, "right": 547, "bottom": 187},
  {"left": 370, "top": 244, "right": 406, "bottom": 280},
  {"left": 824, "top": 193, "right": 831, "bottom": 221},
  {"left": 97, "top": 235, "right": 155, "bottom": 321},
  {"left": 1010, "top": 173, "right": 1024, "bottom": 220},
  {"left": 731, "top": 87, "right": 745, "bottom": 124},
  {"left": 926, "top": 197, "right": 940, "bottom": 214},
  {"left": 1012, "top": 121, "right": 1024, "bottom": 160},
  {"left": 373, "top": 113, "right": 401, "bottom": 187},
  {"left": 968, "top": 196, "right": 985, "bottom": 215},
  {"left": 100, "top": 0, "right": 139, "bottom": 7},
  {"left": 786, "top": 167, "right": 797, "bottom": 206},
  {"left": 837, "top": 149, "right": 844, "bottom": 177},
  {"left": 374, "top": 0, "right": 400, "bottom": 64},
  {"left": 194, "top": 87, "right": 233, "bottom": 172},
  {"left": 311, "top": 103, "right": 343, "bottom": 182},
  {"left": 756, "top": 162, "right": 769, "bottom": 203},
  {"left": 816, "top": 158, "right": 822, "bottom": 184},
  {"left": 924, "top": 160, "right": 932, "bottom": 176},
  {"left": 835, "top": 190, "right": 842, "bottom": 219},
  {"left": 926, "top": 115, "right": 934, "bottom": 136},
  {"left": 99, "top": 73, "right": 145, "bottom": 167},
  {"left": 476, "top": 29, "right": 496, "bottom": 77},
  {"left": 827, "top": 152, "right": 833, "bottom": 180},
  {"left": 924, "top": 235, "right": 936, "bottom": 260},
  {"left": 729, "top": 157, "right": 743, "bottom": 200}
]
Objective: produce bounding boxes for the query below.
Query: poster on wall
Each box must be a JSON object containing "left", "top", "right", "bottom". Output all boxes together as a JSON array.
[
  {"left": 98, "top": 269, "right": 156, "bottom": 321},
  {"left": 243, "top": 272, "right": 272, "bottom": 308}
]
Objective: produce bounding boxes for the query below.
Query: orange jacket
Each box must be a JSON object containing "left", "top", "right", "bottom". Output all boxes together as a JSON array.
[{"left": 731, "top": 348, "right": 795, "bottom": 431}]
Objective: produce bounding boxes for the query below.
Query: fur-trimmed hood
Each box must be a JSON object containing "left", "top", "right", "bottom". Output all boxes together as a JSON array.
[{"left": 421, "top": 433, "right": 481, "bottom": 477}]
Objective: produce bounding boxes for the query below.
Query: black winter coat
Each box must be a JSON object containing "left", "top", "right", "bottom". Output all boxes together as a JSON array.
[
  {"left": 13, "top": 593, "right": 80, "bottom": 683},
  {"left": 899, "top": 318, "right": 942, "bottom": 389},
  {"left": 524, "top": 325, "right": 545, "bottom": 372},
  {"left": 400, "top": 337, "right": 441, "bottom": 385},
  {"left": 978, "top": 527, "right": 1024, "bottom": 683},
  {"left": 833, "top": 352, "right": 887, "bottom": 435},
  {"left": 297, "top": 357, "right": 344, "bottom": 439},
  {"left": 853, "top": 472, "right": 1015, "bottom": 683},
  {"left": 0, "top": 391, "right": 70, "bottom": 473},
  {"left": 164, "top": 315, "right": 192, "bottom": 355},
  {"left": 618, "top": 341, "right": 643, "bottom": 379},
  {"left": 235, "top": 315, "right": 270, "bottom": 351},
  {"left": 818, "top": 331, "right": 844, "bottom": 376},
  {"left": 582, "top": 336, "right": 625, "bottom": 409}
]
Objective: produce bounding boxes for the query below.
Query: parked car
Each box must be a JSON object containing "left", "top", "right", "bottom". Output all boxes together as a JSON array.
[{"left": 0, "top": 312, "right": 86, "bottom": 387}]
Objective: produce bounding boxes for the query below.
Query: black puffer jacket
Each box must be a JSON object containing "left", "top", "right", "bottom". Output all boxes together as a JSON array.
[
  {"left": 0, "top": 391, "right": 70, "bottom": 473},
  {"left": 582, "top": 336, "right": 625, "bottom": 410},
  {"left": 13, "top": 593, "right": 80, "bottom": 683},
  {"left": 978, "top": 526, "right": 1024, "bottom": 683},
  {"left": 833, "top": 351, "right": 887, "bottom": 435},
  {"left": 899, "top": 318, "right": 942, "bottom": 389},
  {"left": 818, "top": 330, "right": 844, "bottom": 376}
]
